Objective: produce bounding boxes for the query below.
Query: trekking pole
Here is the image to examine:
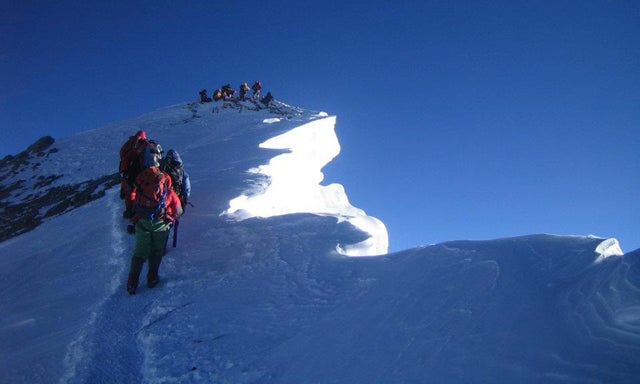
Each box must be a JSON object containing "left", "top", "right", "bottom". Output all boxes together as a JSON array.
[{"left": 172, "top": 219, "right": 180, "bottom": 248}]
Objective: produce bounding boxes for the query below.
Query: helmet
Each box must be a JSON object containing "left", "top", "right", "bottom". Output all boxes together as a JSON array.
[{"left": 166, "top": 149, "right": 183, "bottom": 165}]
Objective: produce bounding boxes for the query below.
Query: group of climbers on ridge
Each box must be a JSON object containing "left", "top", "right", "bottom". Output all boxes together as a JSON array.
[
  {"left": 199, "top": 80, "right": 272, "bottom": 105},
  {"left": 118, "top": 130, "right": 191, "bottom": 295},
  {"left": 119, "top": 81, "right": 276, "bottom": 295}
]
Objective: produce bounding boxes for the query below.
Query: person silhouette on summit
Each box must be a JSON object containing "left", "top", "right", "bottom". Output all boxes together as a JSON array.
[
  {"left": 199, "top": 89, "right": 212, "bottom": 103},
  {"left": 239, "top": 82, "right": 250, "bottom": 100},
  {"left": 261, "top": 91, "right": 274, "bottom": 105},
  {"left": 251, "top": 81, "right": 262, "bottom": 100},
  {"left": 220, "top": 84, "right": 235, "bottom": 99}
]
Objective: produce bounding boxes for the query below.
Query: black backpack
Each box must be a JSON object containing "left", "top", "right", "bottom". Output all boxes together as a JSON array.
[{"left": 160, "top": 158, "right": 184, "bottom": 198}]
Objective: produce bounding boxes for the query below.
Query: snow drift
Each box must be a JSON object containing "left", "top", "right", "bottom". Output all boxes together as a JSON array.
[
  {"left": 1, "top": 98, "right": 639, "bottom": 383},
  {"left": 225, "top": 114, "right": 388, "bottom": 256}
]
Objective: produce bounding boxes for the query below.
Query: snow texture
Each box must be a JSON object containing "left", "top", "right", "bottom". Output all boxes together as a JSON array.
[{"left": 1, "top": 99, "right": 639, "bottom": 383}]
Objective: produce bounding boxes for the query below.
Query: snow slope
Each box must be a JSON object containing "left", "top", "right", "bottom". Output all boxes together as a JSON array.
[{"left": 1, "top": 99, "right": 639, "bottom": 383}]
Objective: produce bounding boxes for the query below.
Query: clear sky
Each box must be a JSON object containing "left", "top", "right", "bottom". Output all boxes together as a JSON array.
[{"left": 2, "top": 1, "right": 639, "bottom": 252}]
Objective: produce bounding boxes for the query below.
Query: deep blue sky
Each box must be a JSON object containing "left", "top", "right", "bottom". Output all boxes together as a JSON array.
[{"left": 2, "top": 1, "right": 639, "bottom": 252}]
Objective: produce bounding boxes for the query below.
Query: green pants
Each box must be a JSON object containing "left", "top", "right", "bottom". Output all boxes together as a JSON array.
[{"left": 128, "top": 218, "right": 170, "bottom": 285}]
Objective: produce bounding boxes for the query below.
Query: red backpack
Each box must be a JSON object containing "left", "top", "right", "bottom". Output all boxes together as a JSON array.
[
  {"left": 120, "top": 136, "right": 143, "bottom": 172},
  {"left": 134, "top": 167, "right": 171, "bottom": 222}
]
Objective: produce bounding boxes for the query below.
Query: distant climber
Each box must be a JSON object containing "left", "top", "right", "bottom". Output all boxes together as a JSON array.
[
  {"left": 239, "top": 82, "right": 250, "bottom": 100},
  {"left": 251, "top": 81, "right": 262, "bottom": 100},
  {"left": 126, "top": 146, "right": 182, "bottom": 295},
  {"left": 221, "top": 84, "right": 235, "bottom": 99},
  {"left": 159, "top": 149, "right": 191, "bottom": 211},
  {"left": 261, "top": 91, "right": 274, "bottom": 105},
  {"left": 213, "top": 89, "right": 223, "bottom": 101},
  {"left": 199, "top": 89, "right": 212, "bottom": 103}
]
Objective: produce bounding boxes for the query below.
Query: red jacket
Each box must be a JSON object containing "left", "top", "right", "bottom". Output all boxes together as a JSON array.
[
  {"left": 164, "top": 188, "right": 183, "bottom": 223},
  {"left": 119, "top": 131, "right": 147, "bottom": 173},
  {"left": 131, "top": 167, "right": 183, "bottom": 224}
]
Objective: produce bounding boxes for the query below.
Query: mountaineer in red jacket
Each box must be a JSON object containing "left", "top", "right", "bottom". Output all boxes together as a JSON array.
[
  {"left": 119, "top": 130, "right": 147, "bottom": 218},
  {"left": 125, "top": 151, "right": 183, "bottom": 295}
]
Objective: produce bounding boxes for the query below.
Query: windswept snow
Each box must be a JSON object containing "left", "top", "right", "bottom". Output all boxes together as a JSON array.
[
  {"left": 1, "top": 99, "right": 639, "bottom": 383},
  {"left": 224, "top": 116, "right": 388, "bottom": 256},
  {"left": 594, "top": 237, "right": 625, "bottom": 262}
]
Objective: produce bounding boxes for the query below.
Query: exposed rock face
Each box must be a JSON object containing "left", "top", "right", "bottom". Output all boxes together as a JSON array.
[
  {"left": 0, "top": 136, "right": 120, "bottom": 242},
  {"left": 0, "top": 136, "right": 56, "bottom": 175}
]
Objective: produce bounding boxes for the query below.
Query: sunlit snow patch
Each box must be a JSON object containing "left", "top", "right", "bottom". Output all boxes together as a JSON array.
[
  {"left": 225, "top": 116, "right": 389, "bottom": 256},
  {"left": 594, "top": 238, "right": 624, "bottom": 263}
]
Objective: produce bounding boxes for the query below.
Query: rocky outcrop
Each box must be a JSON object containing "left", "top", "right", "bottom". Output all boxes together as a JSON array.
[{"left": 0, "top": 136, "right": 120, "bottom": 242}]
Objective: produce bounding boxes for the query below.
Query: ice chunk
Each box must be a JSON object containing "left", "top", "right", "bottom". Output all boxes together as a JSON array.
[{"left": 594, "top": 238, "right": 624, "bottom": 263}]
